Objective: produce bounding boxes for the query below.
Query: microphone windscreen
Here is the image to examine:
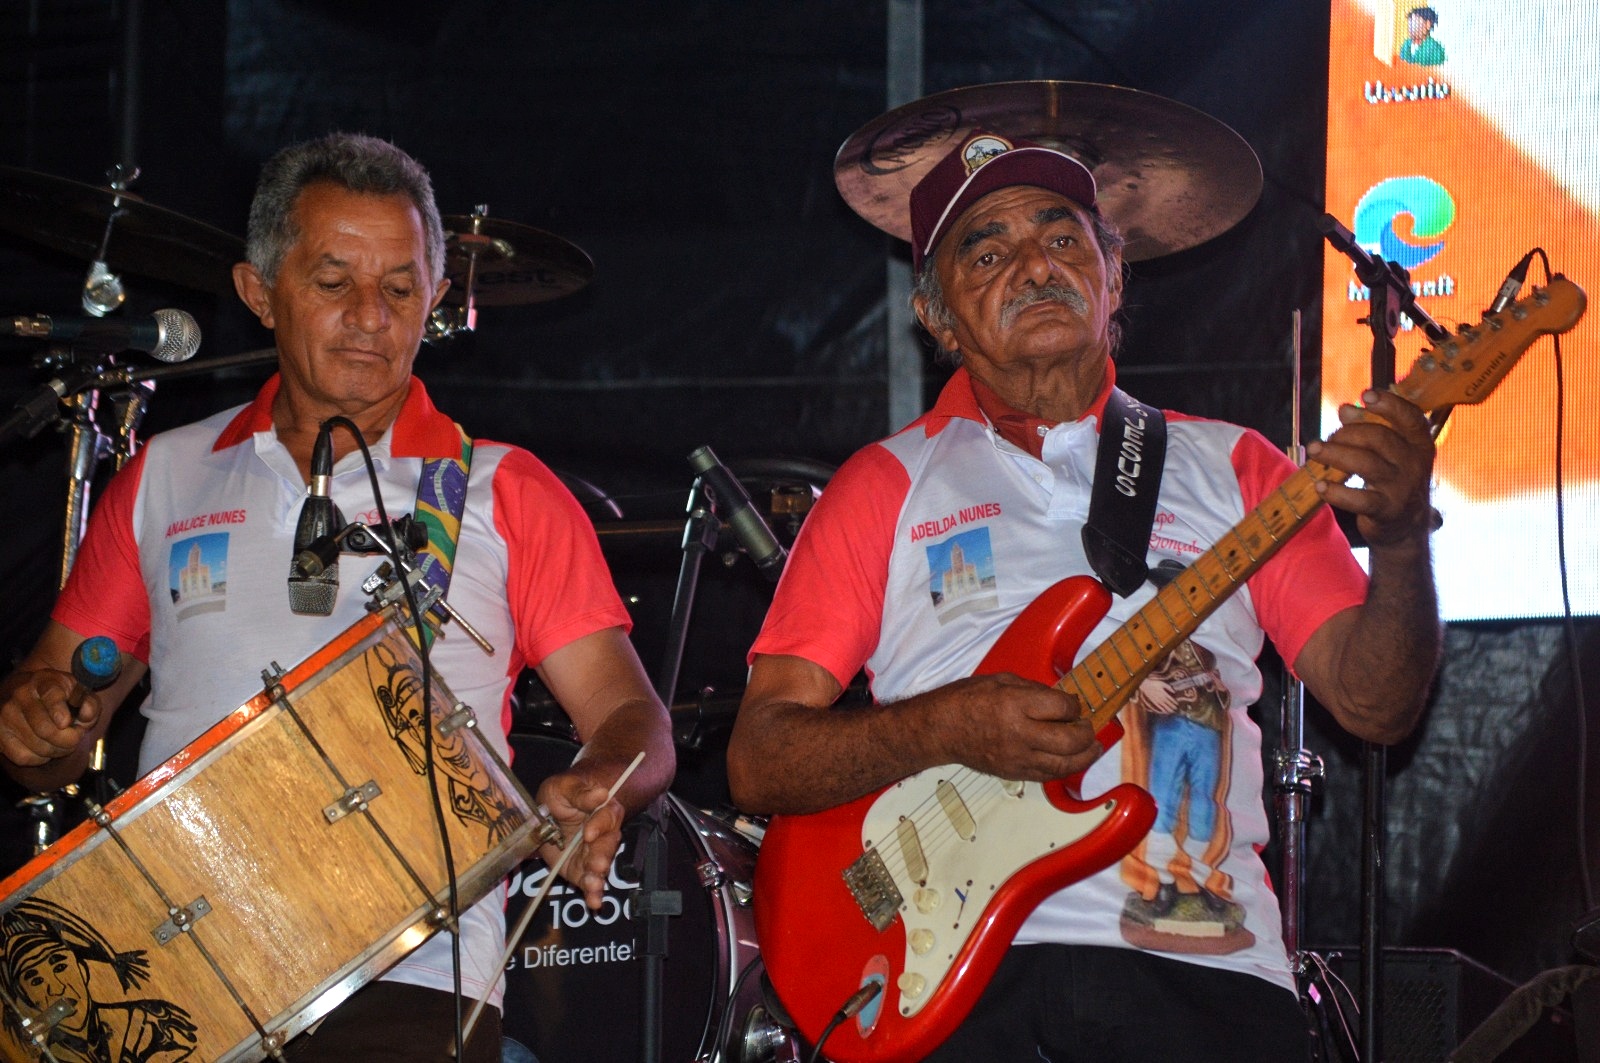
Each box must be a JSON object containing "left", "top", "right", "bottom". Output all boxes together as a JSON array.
[
  {"left": 151, "top": 308, "right": 202, "bottom": 363},
  {"left": 287, "top": 579, "right": 337, "bottom": 616}
]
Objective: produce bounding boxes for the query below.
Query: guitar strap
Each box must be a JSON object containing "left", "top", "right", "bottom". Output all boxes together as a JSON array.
[{"left": 1082, "top": 387, "right": 1167, "bottom": 598}]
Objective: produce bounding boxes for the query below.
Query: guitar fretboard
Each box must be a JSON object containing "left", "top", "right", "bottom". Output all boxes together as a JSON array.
[{"left": 1064, "top": 458, "right": 1343, "bottom": 731}]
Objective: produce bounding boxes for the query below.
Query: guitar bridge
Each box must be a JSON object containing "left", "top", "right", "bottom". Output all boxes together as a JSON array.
[{"left": 843, "top": 847, "right": 902, "bottom": 932}]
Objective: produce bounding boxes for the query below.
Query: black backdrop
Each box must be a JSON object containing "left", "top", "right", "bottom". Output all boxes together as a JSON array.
[{"left": 2, "top": 0, "right": 1596, "bottom": 1007}]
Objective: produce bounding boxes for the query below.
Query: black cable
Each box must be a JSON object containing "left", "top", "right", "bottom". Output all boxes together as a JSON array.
[
  {"left": 803, "top": 983, "right": 883, "bottom": 1063},
  {"left": 709, "top": 955, "right": 764, "bottom": 1062},
  {"left": 803, "top": 1016, "right": 844, "bottom": 1063},
  {"left": 1530, "top": 250, "right": 1596, "bottom": 913},
  {"left": 323, "top": 416, "right": 466, "bottom": 1058}
]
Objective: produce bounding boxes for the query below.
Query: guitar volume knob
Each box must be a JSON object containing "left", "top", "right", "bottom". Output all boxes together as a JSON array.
[
  {"left": 910, "top": 928, "right": 936, "bottom": 955},
  {"left": 913, "top": 887, "right": 941, "bottom": 913}
]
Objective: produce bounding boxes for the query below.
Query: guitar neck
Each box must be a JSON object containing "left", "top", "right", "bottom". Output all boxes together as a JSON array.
[
  {"left": 1057, "top": 276, "right": 1587, "bottom": 731},
  {"left": 1064, "top": 457, "right": 1344, "bottom": 731}
]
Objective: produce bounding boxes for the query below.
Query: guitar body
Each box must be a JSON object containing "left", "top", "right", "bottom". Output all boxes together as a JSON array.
[{"left": 755, "top": 576, "right": 1158, "bottom": 1063}]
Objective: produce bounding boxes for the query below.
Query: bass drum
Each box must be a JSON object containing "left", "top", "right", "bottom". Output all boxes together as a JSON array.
[{"left": 501, "top": 733, "right": 795, "bottom": 1063}]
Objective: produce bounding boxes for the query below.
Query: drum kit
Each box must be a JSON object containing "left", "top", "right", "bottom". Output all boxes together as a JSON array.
[{"left": 0, "top": 81, "right": 1270, "bottom": 1063}]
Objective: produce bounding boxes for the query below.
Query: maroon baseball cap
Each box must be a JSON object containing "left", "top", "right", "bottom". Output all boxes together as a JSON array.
[{"left": 909, "top": 130, "right": 1098, "bottom": 272}]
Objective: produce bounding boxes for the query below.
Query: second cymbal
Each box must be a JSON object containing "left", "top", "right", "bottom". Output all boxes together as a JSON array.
[
  {"left": 834, "top": 81, "right": 1263, "bottom": 262},
  {"left": 441, "top": 214, "right": 594, "bottom": 306}
]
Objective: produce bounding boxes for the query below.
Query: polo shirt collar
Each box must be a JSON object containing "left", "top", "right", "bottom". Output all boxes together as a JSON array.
[
  {"left": 924, "top": 360, "right": 1119, "bottom": 441},
  {"left": 211, "top": 374, "right": 462, "bottom": 458}
]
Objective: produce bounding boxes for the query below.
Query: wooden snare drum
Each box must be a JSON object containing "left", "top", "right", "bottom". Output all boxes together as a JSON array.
[{"left": 0, "top": 605, "right": 540, "bottom": 1062}]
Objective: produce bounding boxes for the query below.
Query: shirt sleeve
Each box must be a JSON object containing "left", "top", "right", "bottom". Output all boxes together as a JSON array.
[
  {"left": 750, "top": 442, "right": 909, "bottom": 690},
  {"left": 491, "top": 447, "right": 632, "bottom": 669},
  {"left": 1232, "top": 428, "right": 1369, "bottom": 671},
  {"left": 52, "top": 449, "right": 153, "bottom": 661}
]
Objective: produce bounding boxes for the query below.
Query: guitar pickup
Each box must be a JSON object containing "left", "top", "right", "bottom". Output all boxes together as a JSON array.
[
  {"left": 935, "top": 779, "right": 977, "bottom": 841},
  {"left": 843, "top": 847, "right": 903, "bottom": 932}
]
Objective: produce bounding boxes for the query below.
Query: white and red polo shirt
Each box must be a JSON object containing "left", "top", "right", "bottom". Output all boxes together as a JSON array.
[{"left": 752, "top": 363, "right": 1368, "bottom": 992}]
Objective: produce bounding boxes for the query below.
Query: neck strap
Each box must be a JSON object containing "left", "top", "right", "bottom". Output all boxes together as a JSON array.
[{"left": 413, "top": 423, "right": 475, "bottom": 596}]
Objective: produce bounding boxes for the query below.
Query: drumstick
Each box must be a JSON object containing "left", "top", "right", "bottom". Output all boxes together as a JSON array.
[{"left": 458, "top": 750, "right": 647, "bottom": 1048}]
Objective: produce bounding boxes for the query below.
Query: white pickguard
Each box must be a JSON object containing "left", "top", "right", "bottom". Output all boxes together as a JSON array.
[{"left": 858, "top": 766, "right": 1119, "bottom": 1017}]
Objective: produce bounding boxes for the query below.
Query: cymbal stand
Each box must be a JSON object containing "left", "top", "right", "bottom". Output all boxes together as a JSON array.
[
  {"left": 1275, "top": 310, "right": 1326, "bottom": 973},
  {"left": 80, "top": 164, "right": 138, "bottom": 317},
  {"left": 20, "top": 353, "right": 279, "bottom": 846},
  {"left": 428, "top": 203, "right": 493, "bottom": 340},
  {"left": 1320, "top": 212, "right": 1448, "bottom": 1062},
  {"left": 3, "top": 344, "right": 120, "bottom": 854},
  {"left": 13, "top": 159, "right": 178, "bottom": 847}
]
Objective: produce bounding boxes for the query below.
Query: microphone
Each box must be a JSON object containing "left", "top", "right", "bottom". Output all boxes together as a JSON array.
[
  {"left": 287, "top": 422, "right": 345, "bottom": 615},
  {"left": 66, "top": 635, "right": 122, "bottom": 720},
  {"left": 687, "top": 445, "right": 788, "bottom": 581},
  {"left": 2, "top": 308, "right": 201, "bottom": 362},
  {"left": 1486, "top": 250, "right": 1537, "bottom": 315}
]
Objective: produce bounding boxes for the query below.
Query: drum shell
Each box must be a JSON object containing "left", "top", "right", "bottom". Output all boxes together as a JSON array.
[{"left": 0, "top": 607, "right": 538, "bottom": 1063}]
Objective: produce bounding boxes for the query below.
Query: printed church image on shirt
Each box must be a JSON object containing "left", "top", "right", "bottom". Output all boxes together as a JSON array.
[
  {"left": 169, "top": 533, "right": 229, "bottom": 620},
  {"left": 927, "top": 526, "right": 999, "bottom": 623}
]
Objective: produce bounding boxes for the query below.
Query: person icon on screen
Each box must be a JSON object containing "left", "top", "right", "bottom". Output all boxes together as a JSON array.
[{"left": 1400, "top": 6, "right": 1446, "bottom": 66}]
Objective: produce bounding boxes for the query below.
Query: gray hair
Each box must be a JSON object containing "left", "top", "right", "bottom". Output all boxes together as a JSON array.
[
  {"left": 245, "top": 132, "right": 447, "bottom": 285},
  {"left": 913, "top": 207, "right": 1126, "bottom": 365}
]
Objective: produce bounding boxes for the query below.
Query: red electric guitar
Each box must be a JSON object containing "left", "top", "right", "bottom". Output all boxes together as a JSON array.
[{"left": 754, "top": 277, "right": 1586, "bottom": 1063}]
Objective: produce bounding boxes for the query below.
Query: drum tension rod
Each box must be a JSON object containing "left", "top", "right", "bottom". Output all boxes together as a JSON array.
[
  {"left": 78, "top": 799, "right": 280, "bottom": 1049},
  {"left": 9, "top": 995, "right": 75, "bottom": 1056},
  {"left": 259, "top": 663, "right": 390, "bottom": 826},
  {"left": 437, "top": 702, "right": 476, "bottom": 736},
  {"left": 80, "top": 800, "right": 213, "bottom": 946},
  {"left": 152, "top": 897, "right": 214, "bottom": 945},
  {"left": 257, "top": 653, "right": 461, "bottom": 913},
  {"left": 324, "top": 780, "right": 384, "bottom": 824}
]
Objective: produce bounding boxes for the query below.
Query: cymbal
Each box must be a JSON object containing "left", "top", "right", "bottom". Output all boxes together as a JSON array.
[
  {"left": 0, "top": 166, "right": 244, "bottom": 293},
  {"left": 441, "top": 214, "right": 594, "bottom": 306},
  {"left": 834, "top": 81, "right": 1263, "bottom": 262}
]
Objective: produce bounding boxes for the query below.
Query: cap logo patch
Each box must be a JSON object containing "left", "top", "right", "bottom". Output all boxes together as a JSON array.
[{"left": 961, "top": 135, "right": 1013, "bottom": 176}]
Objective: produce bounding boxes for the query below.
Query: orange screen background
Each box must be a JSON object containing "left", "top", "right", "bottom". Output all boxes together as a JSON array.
[{"left": 1323, "top": 0, "right": 1598, "bottom": 619}]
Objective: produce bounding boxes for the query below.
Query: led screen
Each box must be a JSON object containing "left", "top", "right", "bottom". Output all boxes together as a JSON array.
[{"left": 1324, "top": 0, "right": 1599, "bottom": 619}]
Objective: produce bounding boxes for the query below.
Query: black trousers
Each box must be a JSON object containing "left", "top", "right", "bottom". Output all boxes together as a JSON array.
[
  {"left": 920, "top": 944, "right": 1312, "bottom": 1063},
  {"left": 285, "top": 982, "right": 502, "bottom": 1063}
]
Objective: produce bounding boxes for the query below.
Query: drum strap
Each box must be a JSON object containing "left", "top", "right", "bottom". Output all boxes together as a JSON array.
[{"left": 413, "top": 423, "right": 475, "bottom": 597}]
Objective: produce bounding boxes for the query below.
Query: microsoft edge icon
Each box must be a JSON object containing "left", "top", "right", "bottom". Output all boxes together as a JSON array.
[{"left": 1352, "top": 176, "right": 1455, "bottom": 270}]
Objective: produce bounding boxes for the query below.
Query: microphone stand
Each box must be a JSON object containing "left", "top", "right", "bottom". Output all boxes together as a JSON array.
[
  {"left": 59, "top": 373, "right": 110, "bottom": 588},
  {"left": 1321, "top": 213, "right": 1445, "bottom": 1062},
  {"left": 630, "top": 472, "right": 723, "bottom": 1063},
  {"left": 7, "top": 346, "right": 277, "bottom": 851},
  {"left": 0, "top": 345, "right": 114, "bottom": 854}
]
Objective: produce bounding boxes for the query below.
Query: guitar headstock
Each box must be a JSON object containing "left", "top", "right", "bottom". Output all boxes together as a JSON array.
[{"left": 1393, "top": 275, "right": 1587, "bottom": 413}]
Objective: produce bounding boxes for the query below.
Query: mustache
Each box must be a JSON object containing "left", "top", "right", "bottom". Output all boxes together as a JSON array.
[{"left": 999, "top": 284, "right": 1088, "bottom": 327}]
